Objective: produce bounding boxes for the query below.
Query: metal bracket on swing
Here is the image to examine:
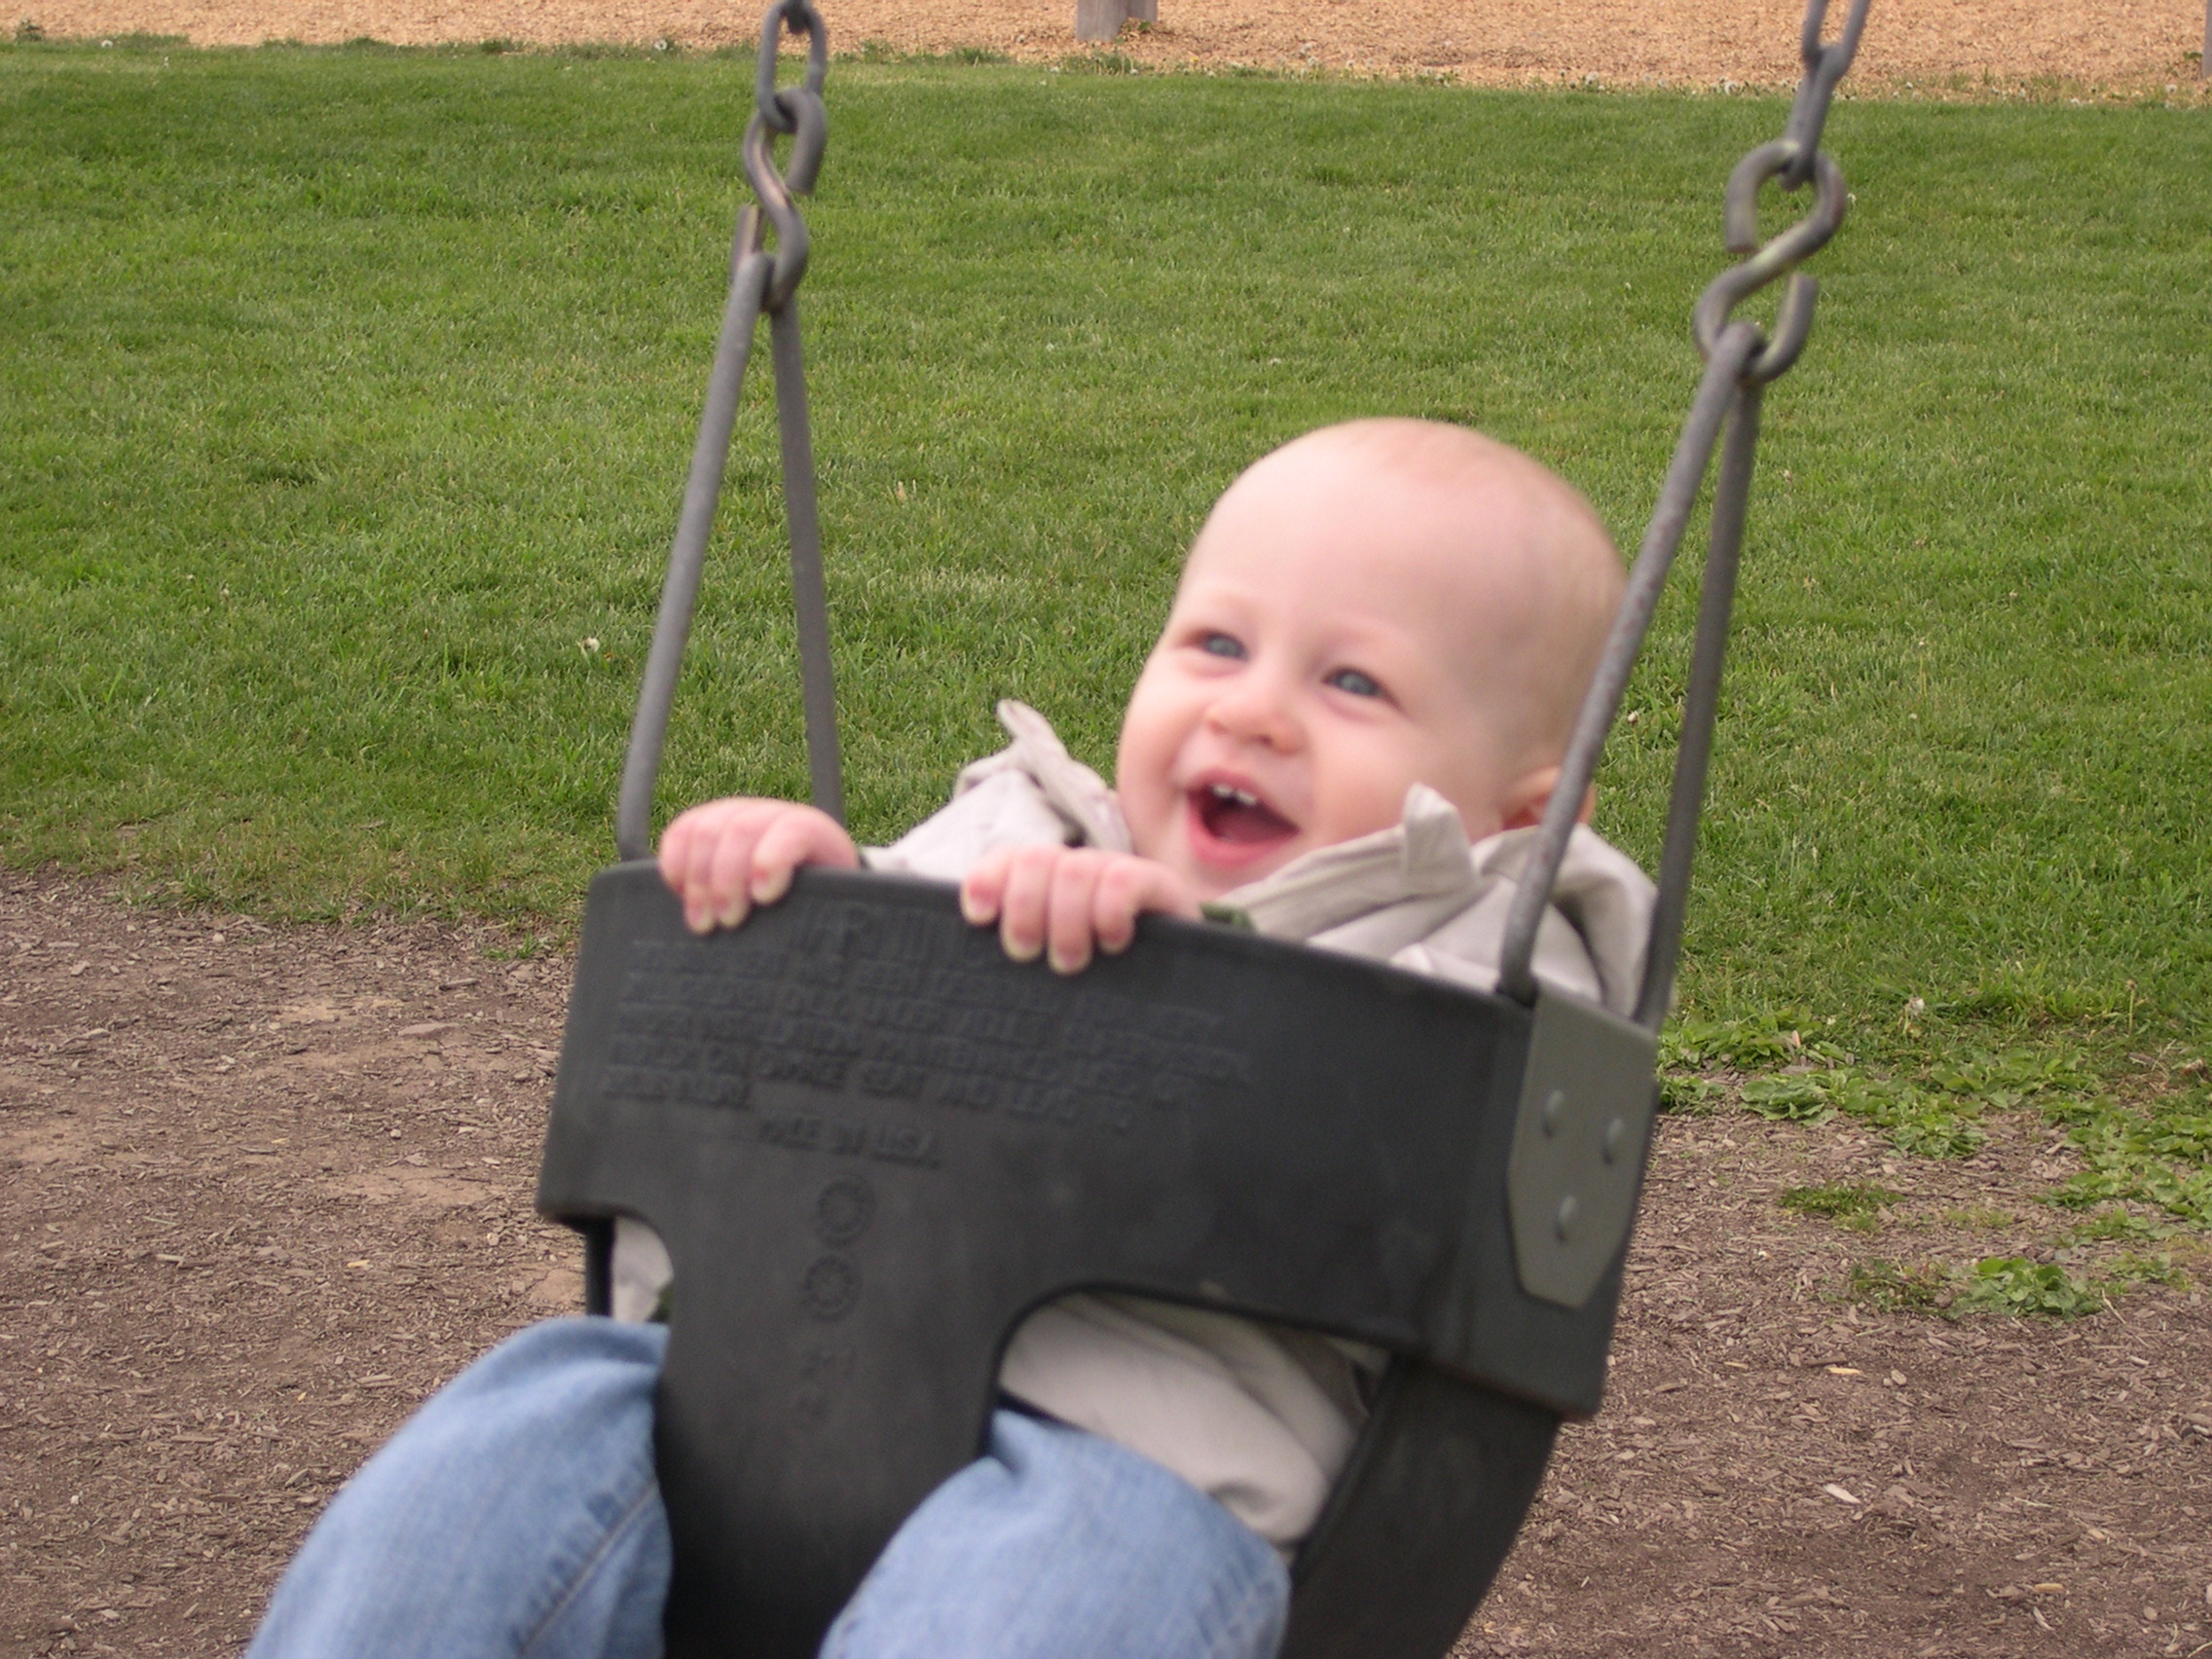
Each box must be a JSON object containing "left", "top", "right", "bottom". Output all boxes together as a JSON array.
[{"left": 1496, "top": 0, "right": 1869, "bottom": 1310}]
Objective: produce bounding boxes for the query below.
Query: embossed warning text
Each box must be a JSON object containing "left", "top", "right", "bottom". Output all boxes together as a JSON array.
[{"left": 600, "top": 900, "right": 1249, "bottom": 1133}]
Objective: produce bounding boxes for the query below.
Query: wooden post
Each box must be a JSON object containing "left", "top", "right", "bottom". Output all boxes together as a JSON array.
[
  {"left": 1075, "top": 0, "right": 1125, "bottom": 42},
  {"left": 1125, "top": 0, "right": 1157, "bottom": 24}
]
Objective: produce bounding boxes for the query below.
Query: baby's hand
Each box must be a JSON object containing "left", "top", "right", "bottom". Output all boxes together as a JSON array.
[
  {"left": 658, "top": 797, "right": 859, "bottom": 935},
  {"left": 960, "top": 846, "right": 1200, "bottom": 976}
]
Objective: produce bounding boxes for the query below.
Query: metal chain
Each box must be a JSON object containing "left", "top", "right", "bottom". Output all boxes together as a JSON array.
[
  {"left": 616, "top": 0, "right": 1871, "bottom": 1001},
  {"left": 616, "top": 0, "right": 841, "bottom": 861},
  {"left": 1496, "top": 0, "right": 1871, "bottom": 1020},
  {"left": 1782, "top": 0, "right": 1872, "bottom": 188}
]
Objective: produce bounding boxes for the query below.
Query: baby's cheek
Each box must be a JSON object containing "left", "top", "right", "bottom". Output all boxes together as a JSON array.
[
  {"left": 1321, "top": 766, "right": 1422, "bottom": 842},
  {"left": 1130, "top": 825, "right": 1200, "bottom": 890},
  {"left": 1114, "top": 776, "right": 1178, "bottom": 864}
]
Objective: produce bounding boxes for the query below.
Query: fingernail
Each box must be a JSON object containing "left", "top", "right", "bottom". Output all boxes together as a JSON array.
[
  {"left": 686, "top": 906, "right": 713, "bottom": 936},
  {"left": 719, "top": 897, "right": 749, "bottom": 930},
  {"left": 752, "top": 867, "right": 790, "bottom": 905},
  {"left": 960, "top": 889, "right": 992, "bottom": 926},
  {"left": 1001, "top": 921, "right": 1041, "bottom": 964},
  {"left": 1049, "top": 947, "right": 1088, "bottom": 977}
]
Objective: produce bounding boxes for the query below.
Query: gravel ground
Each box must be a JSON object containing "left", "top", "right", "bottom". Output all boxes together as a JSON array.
[
  {"left": 18, "top": 0, "right": 2212, "bottom": 94},
  {"left": 5, "top": 865, "right": 2209, "bottom": 1658}
]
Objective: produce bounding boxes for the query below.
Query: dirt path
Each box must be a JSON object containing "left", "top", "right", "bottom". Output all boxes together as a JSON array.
[
  {"left": 4, "top": 864, "right": 2208, "bottom": 1657},
  {"left": 18, "top": 0, "right": 2211, "bottom": 94}
]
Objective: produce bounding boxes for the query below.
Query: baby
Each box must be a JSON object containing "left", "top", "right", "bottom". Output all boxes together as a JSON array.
[
  {"left": 664, "top": 418, "right": 1629, "bottom": 959},
  {"left": 247, "top": 418, "right": 1654, "bottom": 1659},
  {"left": 648, "top": 416, "right": 1651, "bottom": 1552}
]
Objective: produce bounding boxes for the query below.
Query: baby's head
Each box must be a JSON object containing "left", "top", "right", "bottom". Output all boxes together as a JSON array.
[{"left": 1115, "top": 419, "right": 1623, "bottom": 900}]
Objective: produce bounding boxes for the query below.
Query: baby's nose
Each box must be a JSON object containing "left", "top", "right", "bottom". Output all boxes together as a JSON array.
[{"left": 1205, "top": 677, "right": 1300, "bottom": 747}]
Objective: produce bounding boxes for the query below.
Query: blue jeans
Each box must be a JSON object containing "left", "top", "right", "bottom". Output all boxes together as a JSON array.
[{"left": 247, "top": 1318, "right": 1288, "bottom": 1659}]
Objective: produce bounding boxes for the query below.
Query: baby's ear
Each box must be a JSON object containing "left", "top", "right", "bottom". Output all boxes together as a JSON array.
[{"left": 1498, "top": 764, "right": 1595, "bottom": 832}]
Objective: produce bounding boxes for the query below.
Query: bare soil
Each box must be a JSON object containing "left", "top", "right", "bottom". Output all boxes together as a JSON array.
[
  {"left": 18, "top": 0, "right": 2212, "bottom": 95},
  {"left": 3, "top": 863, "right": 2209, "bottom": 1657}
]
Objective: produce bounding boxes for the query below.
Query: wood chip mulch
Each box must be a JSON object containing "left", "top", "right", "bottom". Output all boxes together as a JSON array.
[{"left": 17, "top": 0, "right": 2212, "bottom": 96}]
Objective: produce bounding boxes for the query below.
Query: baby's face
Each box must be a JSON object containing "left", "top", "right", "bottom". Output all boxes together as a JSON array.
[{"left": 1116, "top": 441, "right": 1559, "bottom": 901}]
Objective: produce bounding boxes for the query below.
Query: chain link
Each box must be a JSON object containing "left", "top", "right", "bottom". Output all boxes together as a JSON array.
[
  {"left": 1693, "top": 141, "right": 1847, "bottom": 386},
  {"left": 1497, "top": 0, "right": 1871, "bottom": 1014},
  {"left": 1783, "top": 0, "right": 1872, "bottom": 186},
  {"left": 755, "top": 0, "right": 829, "bottom": 136},
  {"left": 746, "top": 0, "right": 830, "bottom": 312},
  {"left": 1690, "top": 0, "right": 1868, "bottom": 386}
]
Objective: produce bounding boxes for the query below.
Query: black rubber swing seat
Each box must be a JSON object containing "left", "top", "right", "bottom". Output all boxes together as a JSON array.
[{"left": 537, "top": 862, "right": 1659, "bottom": 1659}]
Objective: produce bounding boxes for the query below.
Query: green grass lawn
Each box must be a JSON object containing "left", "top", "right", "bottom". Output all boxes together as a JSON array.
[{"left": 3, "top": 41, "right": 2208, "bottom": 1066}]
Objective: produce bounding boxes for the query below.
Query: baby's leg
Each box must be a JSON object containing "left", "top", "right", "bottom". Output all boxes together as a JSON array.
[
  {"left": 249, "top": 1320, "right": 1286, "bottom": 1659},
  {"left": 247, "top": 1318, "right": 671, "bottom": 1659},
  {"left": 827, "top": 1408, "right": 1290, "bottom": 1659}
]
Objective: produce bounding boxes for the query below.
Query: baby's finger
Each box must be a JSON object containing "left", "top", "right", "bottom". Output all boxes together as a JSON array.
[
  {"left": 960, "top": 848, "right": 1016, "bottom": 927},
  {"left": 658, "top": 816, "right": 695, "bottom": 892},
  {"left": 994, "top": 848, "right": 1057, "bottom": 964},
  {"left": 749, "top": 807, "right": 857, "bottom": 905},
  {"left": 1091, "top": 859, "right": 1150, "bottom": 956},
  {"left": 1097, "top": 860, "right": 1201, "bottom": 952},
  {"left": 702, "top": 817, "right": 762, "bottom": 932},
  {"left": 1046, "top": 854, "right": 1103, "bottom": 976},
  {"left": 659, "top": 801, "right": 723, "bottom": 900}
]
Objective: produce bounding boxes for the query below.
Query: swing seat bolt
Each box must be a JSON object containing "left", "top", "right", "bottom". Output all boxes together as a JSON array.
[
  {"left": 1540, "top": 1088, "right": 1567, "bottom": 1136},
  {"left": 1555, "top": 1194, "right": 1579, "bottom": 1242},
  {"left": 1602, "top": 1117, "right": 1627, "bottom": 1164}
]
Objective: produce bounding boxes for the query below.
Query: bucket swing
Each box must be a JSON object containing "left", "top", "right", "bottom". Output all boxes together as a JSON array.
[{"left": 536, "top": 3, "right": 1872, "bottom": 1654}]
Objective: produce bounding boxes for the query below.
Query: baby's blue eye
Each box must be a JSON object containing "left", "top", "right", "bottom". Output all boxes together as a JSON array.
[
  {"left": 1199, "top": 633, "right": 1246, "bottom": 660},
  {"left": 1326, "top": 667, "right": 1382, "bottom": 698}
]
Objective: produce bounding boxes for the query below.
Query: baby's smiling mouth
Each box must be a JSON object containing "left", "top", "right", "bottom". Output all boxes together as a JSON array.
[{"left": 1189, "top": 781, "right": 1298, "bottom": 850}]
